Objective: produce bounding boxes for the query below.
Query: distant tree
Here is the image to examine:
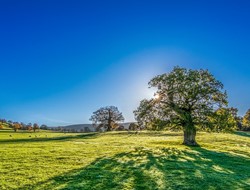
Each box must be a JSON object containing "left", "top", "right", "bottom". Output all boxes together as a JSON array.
[
  {"left": 134, "top": 67, "right": 227, "bottom": 146},
  {"left": 236, "top": 116, "right": 243, "bottom": 130},
  {"left": 56, "top": 127, "right": 62, "bottom": 132},
  {"left": 115, "top": 125, "right": 125, "bottom": 131},
  {"left": 70, "top": 129, "right": 77, "bottom": 133},
  {"left": 20, "top": 122, "right": 27, "bottom": 130},
  {"left": 84, "top": 127, "right": 91, "bottom": 132},
  {"left": 90, "top": 106, "right": 124, "bottom": 131},
  {"left": 33, "top": 123, "right": 39, "bottom": 132},
  {"left": 128, "top": 123, "right": 140, "bottom": 131},
  {"left": 226, "top": 107, "right": 243, "bottom": 131},
  {"left": 134, "top": 99, "right": 154, "bottom": 128},
  {"left": 207, "top": 108, "right": 238, "bottom": 132},
  {"left": 0, "top": 119, "right": 4, "bottom": 129},
  {"left": 26, "top": 123, "right": 33, "bottom": 131},
  {"left": 12, "top": 122, "right": 21, "bottom": 132},
  {"left": 80, "top": 129, "right": 84, "bottom": 133},
  {"left": 40, "top": 124, "right": 48, "bottom": 130},
  {"left": 242, "top": 109, "right": 250, "bottom": 131}
]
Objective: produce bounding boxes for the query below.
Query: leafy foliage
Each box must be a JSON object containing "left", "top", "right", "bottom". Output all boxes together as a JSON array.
[
  {"left": 242, "top": 109, "right": 250, "bottom": 131},
  {"left": 134, "top": 67, "right": 228, "bottom": 145},
  {"left": 207, "top": 107, "right": 238, "bottom": 132},
  {"left": 90, "top": 106, "right": 124, "bottom": 131},
  {"left": 128, "top": 123, "right": 140, "bottom": 131},
  {"left": 40, "top": 124, "right": 48, "bottom": 130},
  {"left": 12, "top": 122, "right": 21, "bottom": 132},
  {"left": 33, "top": 123, "right": 40, "bottom": 132},
  {"left": 145, "top": 119, "right": 170, "bottom": 131}
]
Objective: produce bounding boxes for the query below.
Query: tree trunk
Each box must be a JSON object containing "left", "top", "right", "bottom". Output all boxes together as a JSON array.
[
  {"left": 106, "top": 119, "right": 112, "bottom": 131},
  {"left": 183, "top": 125, "right": 198, "bottom": 146},
  {"left": 106, "top": 110, "right": 112, "bottom": 131},
  {"left": 106, "top": 124, "right": 112, "bottom": 131}
]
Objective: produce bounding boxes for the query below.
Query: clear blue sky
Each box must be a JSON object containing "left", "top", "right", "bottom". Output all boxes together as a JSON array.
[{"left": 0, "top": 0, "right": 249, "bottom": 126}]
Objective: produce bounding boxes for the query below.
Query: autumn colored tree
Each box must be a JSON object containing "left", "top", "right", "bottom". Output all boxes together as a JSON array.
[
  {"left": 12, "top": 122, "right": 21, "bottom": 132},
  {"left": 25, "top": 123, "right": 32, "bottom": 131}
]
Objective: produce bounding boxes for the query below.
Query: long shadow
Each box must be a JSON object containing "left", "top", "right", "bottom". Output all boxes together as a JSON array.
[
  {"left": 235, "top": 131, "right": 250, "bottom": 138},
  {"left": 17, "top": 146, "right": 250, "bottom": 190},
  {"left": 0, "top": 133, "right": 98, "bottom": 144},
  {"left": 103, "top": 131, "right": 183, "bottom": 137}
]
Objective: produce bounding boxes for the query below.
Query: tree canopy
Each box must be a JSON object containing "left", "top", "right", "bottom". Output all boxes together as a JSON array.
[
  {"left": 90, "top": 106, "right": 124, "bottom": 131},
  {"left": 242, "top": 109, "right": 250, "bottom": 131},
  {"left": 33, "top": 123, "right": 39, "bottom": 132},
  {"left": 208, "top": 107, "right": 238, "bottom": 132},
  {"left": 134, "top": 66, "right": 228, "bottom": 145}
]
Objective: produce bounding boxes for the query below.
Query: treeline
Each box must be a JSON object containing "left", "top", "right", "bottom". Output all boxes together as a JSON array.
[
  {"left": 238, "top": 109, "right": 250, "bottom": 131},
  {"left": 50, "top": 123, "right": 140, "bottom": 133},
  {"left": 50, "top": 127, "right": 91, "bottom": 133},
  {"left": 144, "top": 108, "right": 250, "bottom": 132},
  {"left": 0, "top": 119, "right": 49, "bottom": 132}
]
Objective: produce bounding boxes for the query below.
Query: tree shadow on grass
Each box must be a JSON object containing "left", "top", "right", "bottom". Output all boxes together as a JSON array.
[
  {"left": 235, "top": 131, "right": 250, "bottom": 138},
  {"left": 18, "top": 146, "right": 250, "bottom": 190},
  {"left": 0, "top": 133, "right": 99, "bottom": 144},
  {"left": 103, "top": 131, "right": 183, "bottom": 137}
]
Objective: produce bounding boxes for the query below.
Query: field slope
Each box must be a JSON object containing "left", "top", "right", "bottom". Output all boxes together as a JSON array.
[{"left": 0, "top": 131, "right": 249, "bottom": 190}]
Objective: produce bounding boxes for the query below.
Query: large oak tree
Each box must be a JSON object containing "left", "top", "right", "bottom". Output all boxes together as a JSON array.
[
  {"left": 134, "top": 67, "right": 227, "bottom": 146},
  {"left": 90, "top": 106, "right": 124, "bottom": 131}
]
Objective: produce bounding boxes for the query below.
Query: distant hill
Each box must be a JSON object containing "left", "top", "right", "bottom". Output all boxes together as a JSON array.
[{"left": 53, "top": 122, "right": 135, "bottom": 132}]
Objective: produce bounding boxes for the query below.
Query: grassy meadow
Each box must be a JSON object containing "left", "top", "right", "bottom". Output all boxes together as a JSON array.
[{"left": 0, "top": 130, "right": 250, "bottom": 190}]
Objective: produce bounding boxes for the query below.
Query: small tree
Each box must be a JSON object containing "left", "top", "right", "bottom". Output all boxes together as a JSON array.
[
  {"left": 12, "top": 122, "right": 21, "bottom": 132},
  {"left": 20, "top": 122, "right": 27, "bottom": 130},
  {"left": 129, "top": 123, "right": 140, "bottom": 131},
  {"left": 90, "top": 106, "right": 124, "bottom": 131},
  {"left": 242, "top": 109, "right": 250, "bottom": 131},
  {"left": 0, "top": 119, "right": 5, "bottom": 129},
  {"left": 134, "top": 67, "right": 227, "bottom": 146},
  {"left": 26, "top": 123, "right": 33, "bottom": 131},
  {"left": 33, "top": 123, "right": 39, "bottom": 132},
  {"left": 40, "top": 124, "right": 48, "bottom": 130}
]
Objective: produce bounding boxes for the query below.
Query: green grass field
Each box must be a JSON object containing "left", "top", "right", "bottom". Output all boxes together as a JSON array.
[{"left": 0, "top": 130, "right": 249, "bottom": 190}]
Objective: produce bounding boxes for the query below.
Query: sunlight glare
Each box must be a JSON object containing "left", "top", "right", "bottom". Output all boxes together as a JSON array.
[{"left": 154, "top": 93, "right": 160, "bottom": 99}]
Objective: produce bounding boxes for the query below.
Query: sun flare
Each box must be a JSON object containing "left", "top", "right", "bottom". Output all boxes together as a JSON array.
[{"left": 154, "top": 94, "right": 160, "bottom": 99}]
